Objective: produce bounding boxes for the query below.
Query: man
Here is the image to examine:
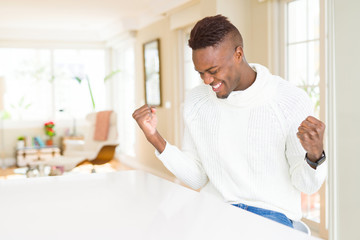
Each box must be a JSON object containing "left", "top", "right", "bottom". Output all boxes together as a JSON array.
[{"left": 132, "top": 15, "right": 327, "bottom": 228}]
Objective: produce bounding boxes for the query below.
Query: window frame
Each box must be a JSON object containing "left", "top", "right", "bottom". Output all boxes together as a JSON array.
[{"left": 278, "top": 0, "right": 328, "bottom": 238}]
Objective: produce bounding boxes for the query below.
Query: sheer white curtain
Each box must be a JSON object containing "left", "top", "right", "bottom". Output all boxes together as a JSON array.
[{"left": 110, "top": 37, "right": 136, "bottom": 157}]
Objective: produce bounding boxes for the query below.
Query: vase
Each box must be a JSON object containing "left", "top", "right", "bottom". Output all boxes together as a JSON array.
[
  {"left": 46, "top": 139, "right": 53, "bottom": 146},
  {"left": 17, "top": 140, "right": 25, "bottom": 149}
]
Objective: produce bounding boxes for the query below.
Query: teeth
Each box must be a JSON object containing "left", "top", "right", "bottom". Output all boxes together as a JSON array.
[{"left": 212, "top": 82, "right": 222, "bottom": 90}]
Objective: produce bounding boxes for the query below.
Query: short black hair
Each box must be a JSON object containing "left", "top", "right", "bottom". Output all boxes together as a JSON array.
[{"left": 188, "top": 15, "right": 243, "bottom": 50}]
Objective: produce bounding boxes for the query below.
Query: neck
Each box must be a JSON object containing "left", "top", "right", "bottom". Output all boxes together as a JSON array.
[{"left": 236, "top": 63, "right": 257, "bottom": 91}]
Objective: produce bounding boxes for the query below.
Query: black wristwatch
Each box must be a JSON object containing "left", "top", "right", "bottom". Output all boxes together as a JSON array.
[{"left": 305, "top": 151, "right": 326, "bottom": 168}]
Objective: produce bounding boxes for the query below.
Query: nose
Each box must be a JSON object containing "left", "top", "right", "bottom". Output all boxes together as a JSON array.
[{"left": 201, "top": 72, "right": 214, "bottom": 85}]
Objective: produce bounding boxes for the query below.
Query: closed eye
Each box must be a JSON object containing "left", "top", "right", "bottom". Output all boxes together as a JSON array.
[{"left": 208, "top": 69, "right": 219, "bottom": 75}]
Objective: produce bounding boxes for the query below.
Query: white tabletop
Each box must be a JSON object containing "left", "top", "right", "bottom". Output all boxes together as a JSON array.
[{"left": 0, "top": 170, "right": 319, "bottom": 240}]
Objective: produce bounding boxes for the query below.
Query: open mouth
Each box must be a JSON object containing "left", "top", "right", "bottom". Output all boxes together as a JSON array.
[{"left": 212, "top": 82, "right": 222, "bottom": 92}]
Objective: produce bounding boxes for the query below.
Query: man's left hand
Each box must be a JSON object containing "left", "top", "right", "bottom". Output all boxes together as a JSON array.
[{"left": 297, "top": 116, "right": 326, "bottom": 161}]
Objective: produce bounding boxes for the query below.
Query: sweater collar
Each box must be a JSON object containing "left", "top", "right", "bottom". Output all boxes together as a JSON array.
[{"left": 216, "top": 63, "right": 272, "bottom": 107}]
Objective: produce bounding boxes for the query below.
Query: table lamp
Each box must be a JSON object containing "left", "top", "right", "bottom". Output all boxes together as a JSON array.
[{"left": 59, "top": 109, "right": 77, "bottom": 136}]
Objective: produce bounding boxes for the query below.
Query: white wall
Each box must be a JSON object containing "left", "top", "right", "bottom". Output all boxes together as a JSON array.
[
  {"left": 217, "top": 0, "right": 253, "bottom": 60},
  {"left": 217, "top": 0, "right": 270, "bottom": 67},
  {"left": 333, "top": 0, "right": 360, "bottom": 239}
]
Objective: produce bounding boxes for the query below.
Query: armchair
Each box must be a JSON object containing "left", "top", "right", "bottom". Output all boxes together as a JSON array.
[
  {"left": 75, "top": 144, "right": 119, "bottom": 172},
  {"left": 47, "top": 111, "right": 118, "bottom": 171},
  {"left": 63, "top": 111, "right": 118, "bottom": 159}
]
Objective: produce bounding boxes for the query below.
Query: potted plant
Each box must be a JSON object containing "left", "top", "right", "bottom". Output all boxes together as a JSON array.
[{"left": 17, "top": 136, "right": 25, "bottom": 149}]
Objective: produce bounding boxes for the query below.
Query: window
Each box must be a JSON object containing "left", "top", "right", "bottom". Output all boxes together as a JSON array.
[
  {"left": 282, "top": 0, "right": 327, "bottom": 237},
  {"left": 53, "top": 49, "right": 106, "bottom": 119},
  {"left": 178, "top": 28, "right": 202, "bottom": 145},
  {"left": 0, "top": 48, "right": 106, "bottom": 123},
  {"left": 110, "top": 37, "right": 136, "bottom": 157},
  {"left": 183, "top": 32, "right": 202, "bottom": 95},
  {"left": 287, "top": 0, "right": 321, "bottom": 117},
  {"left": 0, "top": 48, "right": 52, "bottom": 120}
]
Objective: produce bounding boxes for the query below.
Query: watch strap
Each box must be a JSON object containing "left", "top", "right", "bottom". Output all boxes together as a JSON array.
[{"left": 305, "top": 151, "right": 326, "bottom": 168}]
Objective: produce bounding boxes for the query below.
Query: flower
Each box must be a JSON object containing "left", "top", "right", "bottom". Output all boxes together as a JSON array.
[
  {"left": 44, "top": 121, "right": 54, "bottom": 128},
  {"left": 44, "top": 121, "right": 56, "bottom": 138}
]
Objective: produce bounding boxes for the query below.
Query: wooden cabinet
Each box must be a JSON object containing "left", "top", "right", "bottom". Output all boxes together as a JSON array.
[{"left": 16, "top": 147, "right": 60, "bottom": 167}]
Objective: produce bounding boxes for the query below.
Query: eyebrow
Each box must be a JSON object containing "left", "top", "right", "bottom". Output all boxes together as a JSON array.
[{"left": 195, "top": 66, "right": 218, "bottom": 73}]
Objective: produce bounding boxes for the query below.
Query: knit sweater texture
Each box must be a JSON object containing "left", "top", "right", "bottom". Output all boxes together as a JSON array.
[{"left": 156, "top": 63, "right": 327, "bottom": 220}]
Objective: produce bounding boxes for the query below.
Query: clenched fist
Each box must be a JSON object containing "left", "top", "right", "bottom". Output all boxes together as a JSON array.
[
  {"left": 132, "top": 104, "right": 158, "bottom": 138},
  {"left": 297, "top": 116, "right": 325, "bottom": 162},
  {"left": 132, "top": 104, "right": 166, "bottom": 153}
]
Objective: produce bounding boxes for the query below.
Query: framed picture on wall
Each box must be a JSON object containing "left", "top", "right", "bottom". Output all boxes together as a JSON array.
[{"left": 143, "top": 39, "right": 162, "bottom": 107}]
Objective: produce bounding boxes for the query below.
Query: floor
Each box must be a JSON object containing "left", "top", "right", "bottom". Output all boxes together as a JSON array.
[{"left": 0, "top": 159, "right": 133, "bottom": 180}]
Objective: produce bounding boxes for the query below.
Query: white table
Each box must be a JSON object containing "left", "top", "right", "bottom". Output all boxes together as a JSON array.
[{"left": 0, "top": 171, "right": 320, "bottom": 240}]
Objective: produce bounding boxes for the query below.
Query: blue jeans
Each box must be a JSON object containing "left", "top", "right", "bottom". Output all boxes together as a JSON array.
[{"left": 232, "top": 203, "right": 293, "bottom": 228}]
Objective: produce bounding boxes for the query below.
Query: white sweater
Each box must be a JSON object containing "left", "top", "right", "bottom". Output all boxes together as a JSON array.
[{"left": 156, "top": 64, "right": 327, "bottom": 220}]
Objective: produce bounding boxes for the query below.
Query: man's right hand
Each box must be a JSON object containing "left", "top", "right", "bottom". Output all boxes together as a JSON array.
[{"left": 132, "top": 104, "right": 166, "bottom": 153}]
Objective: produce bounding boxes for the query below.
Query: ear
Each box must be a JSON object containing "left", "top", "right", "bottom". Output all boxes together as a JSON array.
[{"left": 234, "top": 46, "right": 243, "bottom": 62}]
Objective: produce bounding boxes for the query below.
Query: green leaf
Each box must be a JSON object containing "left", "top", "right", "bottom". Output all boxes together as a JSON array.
[
  {"left": 19, "top": 96, "right": 25, "bottom": 106},
  {"left": 0, "top": 110, "right": 11, "bottom": 120},
  {"left": 74, "top": 76, "right": 82, "bottom": 84},
  {"left": 104, "top": 69, "right": 121, "bottom": 82},
  {"left": 3, "top": 111, "right": 11, "bottom": 119},
  {"left": 49, "top": 75, "right": 55, "bottom": 83},
  {"left": 24, "top": 103, "right": 31, "bottom": 109},
  {"left": 86, "top": 75, "right": 95, "bottom": 110}
]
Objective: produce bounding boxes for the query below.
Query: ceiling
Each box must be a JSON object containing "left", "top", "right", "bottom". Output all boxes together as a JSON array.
[{"left": 0, "top": 0, "right": 193, "bottom": 42}]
